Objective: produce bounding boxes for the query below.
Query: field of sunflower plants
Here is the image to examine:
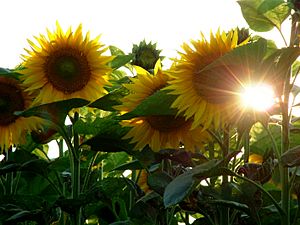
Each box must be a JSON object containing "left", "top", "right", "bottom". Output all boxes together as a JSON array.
[{"left": 2, "top": 0, "right": 300, "bottom": 225}]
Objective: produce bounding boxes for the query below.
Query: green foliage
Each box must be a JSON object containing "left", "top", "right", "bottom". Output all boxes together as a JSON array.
[
  {"left": 238, "top": 0, "right": 291, "bottom": 32},
  {"left": 16, "top": 98, "right": 89, "bottom": 126},
  {"left": 89, "top": 87, "right": 129, "bottom": 111},
  {"left": 120, "top": 89, "right": 178, "bottom": 120}
]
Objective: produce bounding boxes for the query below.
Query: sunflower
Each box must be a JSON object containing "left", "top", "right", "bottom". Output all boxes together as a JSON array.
[
  {"left": 165, "top": 30, "right": 249, "bottom": 130},
  {"left": 21, "top": 22, "right": 114, "bottom": 104},
  {"left": 0, "top": 76, "right": 44, "bottom": 150},
  {"left": 117, "top": 61, "right": 210, "bottom": 152}
]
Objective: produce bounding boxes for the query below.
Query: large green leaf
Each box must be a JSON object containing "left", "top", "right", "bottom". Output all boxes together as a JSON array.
[
  {"left": 0, "top": 67, "right": 21, "bottom": 79},
  {"left": 110, "top": 55, "right": 134, "bottom": 70},
  {"left": 20, "top": 159, "right": 50, "bottom": 177},
  {"left": 74, "top": 116, "right": 124, "bottom": 135},
  {"left": 16, "top": 98, "right": 89, "bottom": 126},
  {"left": 200, "top": 39, "right": 300, "bottom": 97},
  {"left": 109, "top": 45, "right": 125, "bottom": 56},
  {"left": 238, "top": 0, "right": 290, "bottom": 32},
  {"left": 201, "top": 39, "right": 268, "bottom": 73},
  {"left": 265, "top": 47, "right": 300, "bottom": 79},
  {"left": 163, "top": 170, "right": 195, "bottom": 208},
  {"left": 0, "top": 163, "right": 21, "bottom": 175},
  {"left": 250, "top": 122, "right": 300, "bottom": 156},
  {"left": 147, "top": 172, "right": 173, "bottom": 195},
  {"left": 76, "top": 116, "right": 134, "bottom": 152},
  {"left": 120, "top": 89, "right": 177, "bottom": 120},
  {"left": 89, "top": 87, "right": 129, "bottom": 111},
  {"left": 111, "top": 160, "right": 144, "bottom": 171},
  {"left": 164, "top": 160, "right": 220, "bottom": 207}
]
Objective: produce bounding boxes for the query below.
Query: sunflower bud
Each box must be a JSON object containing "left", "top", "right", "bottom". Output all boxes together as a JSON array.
[{"left": 131, "top": 40, "right": 164, "bottom": 72}]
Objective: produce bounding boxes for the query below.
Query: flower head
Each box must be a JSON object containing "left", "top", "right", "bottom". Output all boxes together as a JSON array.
[
  {"left": 166, "top": 29, "right": 249, "bottom": 130},
  {"left": 0, "top": 76, "right": 44, "bottom": 150},
  {"left": 21, "top": 22, "right": 114, "bottom": 104},
  {"left": 117, "top": 61, "right": 210, "bottom": 152}
]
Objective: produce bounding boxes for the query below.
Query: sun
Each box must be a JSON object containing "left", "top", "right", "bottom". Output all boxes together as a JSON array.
[{"left": 240, "top": 84, "right": 275, "bottom": 111}]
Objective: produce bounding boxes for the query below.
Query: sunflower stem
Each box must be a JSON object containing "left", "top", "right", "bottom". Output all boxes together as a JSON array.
[
  {"left": 279, "top": 63, "right": 291, "bottom": 225},
  {"left": 5, "top": 149, "right": 13, "bottom": 195},
  {"left": 243, "top": 127, "right": 250, "bottom": 164},
  {"left": 220, "top": 125, "right": 230, "bottom": 225},
  {"left": 71, "top": 112, "right": 81, "bottom": 225},
  {"left": 279, "top": 11, "right": 299, "bottom": 225}
]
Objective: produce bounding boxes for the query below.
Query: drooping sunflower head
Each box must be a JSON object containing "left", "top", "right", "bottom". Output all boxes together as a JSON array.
[
  {"left": 117, "top": 61, "right": 211, "bottom": 152},
  {"left": 0, "top": 76, "right": 44, "bottom": 150},
  {"left": 21, "top": 22, "right": 114, "bottom": 104},
  {"left": 166, "top": 29, "right": 249, "bottom": 130}
]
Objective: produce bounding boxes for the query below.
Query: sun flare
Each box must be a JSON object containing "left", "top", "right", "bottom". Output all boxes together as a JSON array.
[{"left": 241, "top": 84, "right": 275, "bottom": 111}]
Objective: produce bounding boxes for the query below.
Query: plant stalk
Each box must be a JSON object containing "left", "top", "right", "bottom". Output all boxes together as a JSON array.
[
  {"left": 243, "top": 127, "right": 250, "bottom": 164},
  {"left": 70, "top": 112, "right": 81, "bottom": 225},
  {"left": 279, "top": 11, "right": 300, "bottom": 225},
  {"left": 220, "top": 125, "right": 230, "bottom": 225},
  {"left": 279, "top": 59, "right": 291, "bottom": 225}
]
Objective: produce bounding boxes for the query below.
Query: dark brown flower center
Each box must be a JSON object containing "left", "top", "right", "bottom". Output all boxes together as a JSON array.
[
  {"left": 0, "top": 81, "right": 25, "bottom": 126},
  {"left": 145, "top": 115, "right": 188, "bottom": 132},
  {"left": 45, "top": 48, "right": 91, "bottom": 94},
  {"left": 193, "top": 66, "right": 242, "bottom": 104}
]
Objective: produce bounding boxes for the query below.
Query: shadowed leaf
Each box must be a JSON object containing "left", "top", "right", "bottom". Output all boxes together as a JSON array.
[
  {"left": 15, "top": 98, "right": 89, "bottom": 126},
  {"left": 120, "top": 89, "right": 177, "bottom": 120}
]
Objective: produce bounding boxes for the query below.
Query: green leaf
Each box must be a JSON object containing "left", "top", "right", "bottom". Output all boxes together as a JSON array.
[
  {"left": 89, "top": 87, "right": 129, "bottom": 111},
  {"left": 5, "top": 210, "right": 32, "bottom": 222},
  {"left": 238, "top": 0, "right": 290, "bottom": 32},
  {"left": 109, "top": 221, "right": 131, "bottom": 225},
  {"left": 77, "top": 117, "right": 134, "bottom": 152},
  {"left": 200, "top": 40, "right": 299, "bottom": 94},
  {"left": 209, "top": 199, "right": 249, "bottom": 212},
  {"left": 15, "top": 98, "right": 89, "bottom": 126},
  {"left": 257, "top": 0, "right": 286, "bottom": 13},
  {"left": 147, "top": 172, "right": 173, "bottom": 195},
  {"left": 120, "top": 89, "right": 177, "bottom": 120},
  {"left": 164, "top": 160, "right": 220, "bottom": 207},
  {"left": 281, "top": 145, "right": 300, "bottom": 167},
  {"left": 201, "top": 38, "right": 268, "bottom": 73},
  {"left": 0, "top": 67, "right": 10, "bottom": 74},
  {"left": 163, "top": 170, "right": 195, "bottom": 208},
  {"left": 0, "top": 67, "right": 21, "bottom": 79},
  {"left": 76, "top": 116, "right": 135, "bottom": 152},
  {"left": 83, "top": 129, "right": 133, "bottom": 152},
  {"left": 109, "top": 45, "right": 125, "bottom": 56},
  {"left": 292, "top": 60, "right": 300, "bottom": 77},
  {"left": 20, "top": 159, "right": 50, "bottom": 177},
  {"left": 265, "top": 47, "right": 300, "bottom": 80},
  {"left": 0, "top": 163, "right": 21, "bottom": 175},
  {"left": 110, "top": 55, "right": 134, "bottom": 70},
  {"left": 111, "top": 160, "right": 144, "bottom": 171}
]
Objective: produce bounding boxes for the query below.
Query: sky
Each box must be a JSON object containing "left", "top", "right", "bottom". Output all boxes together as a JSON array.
[{"left": 0, "top": 0, "right": 289, "bottom": 69}]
